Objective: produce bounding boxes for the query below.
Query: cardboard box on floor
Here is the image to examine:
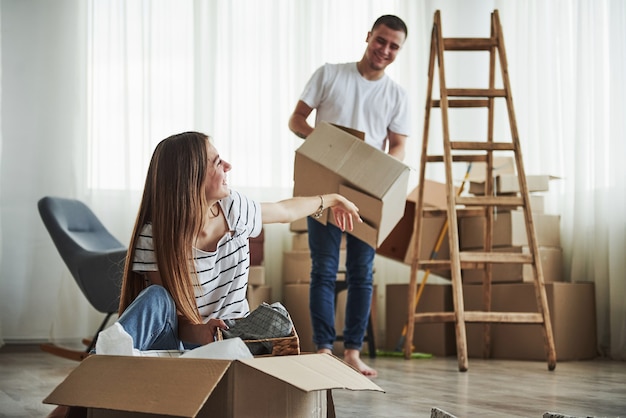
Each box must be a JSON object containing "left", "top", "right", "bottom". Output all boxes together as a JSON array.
[
  {"left": 462, "top": 245, "right": 563, "bottom": 284},
  {"left": 470, "top": 174, "right": 559, "bottom": 195},
  {"left": 459, "top": 210, "right": 561, "bottom": 249},
  {"left": 464, "top": 282, "right": 597, "bottom": 361},
  {"left": 246, "top": 284, "right": 271, "bottom": 310},
  {"left": 377, "top": 180, "right": 453, "bottom": 275},
  {"left": 44, "top": 353, "right": 383, "bottom": 418},
  {"left": 385, "top": 283, "right": 456, "bottom": 357},
  {"left": 282, "top": 249, "right": 347, "bottom": 284},
  {"left": 283, "top": 282, "right": 377, "bottom": 355},
  {"left": 293, "top": 122, "right": 410, "bottom": 248},
  {"left": 385, "top": 282, "right": 596, "bottom": 361},
  {"left": 466, "top": 156, "right": 560, "bottom": 195},
  {"left": 466, "top": 156, "right": 516, "bottom": 183}
]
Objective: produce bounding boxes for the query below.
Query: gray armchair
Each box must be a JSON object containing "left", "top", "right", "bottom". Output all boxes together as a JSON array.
[{"left": 38, "top": 196, "right": 127, "bottom": 361}]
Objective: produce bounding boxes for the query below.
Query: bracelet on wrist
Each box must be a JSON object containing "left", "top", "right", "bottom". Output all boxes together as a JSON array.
[{"left": 312, "top": 195, "right": 324, "bottom": 219}]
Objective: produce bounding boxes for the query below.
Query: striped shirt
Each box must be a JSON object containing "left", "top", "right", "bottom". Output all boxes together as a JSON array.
[{"left": 132, "top": 190, "right": 262, "bottom": 320}]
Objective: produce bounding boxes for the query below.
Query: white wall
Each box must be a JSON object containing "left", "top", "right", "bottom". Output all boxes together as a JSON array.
[{"left": 0, "top": 0, "right": 99, "bottom": 344}]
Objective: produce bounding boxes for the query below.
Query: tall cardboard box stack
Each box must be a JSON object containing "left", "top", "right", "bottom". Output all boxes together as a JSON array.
[
  {"left": 464, "top": 282, "right": 597, "bottom": 361},
  {"left": 377, "top": 180, "right": 460, "bottom": 356},
  {"left": 455, "top": 158, "right": 596, "bottom": 360},
  {"left": 379, "top": 159, "right": 598, "bottom": 360},
  {"left": 282, "top": 230, "right": 347, "bottom": 353},
  {"left": 247, "top": 228, "right": 271, "bottom": 310},
  {"left": 385, "top": 283, "right": 456, "bottom": 357},
  {"left": 460, "top": 157, "right": 563, "bottom": 284}
]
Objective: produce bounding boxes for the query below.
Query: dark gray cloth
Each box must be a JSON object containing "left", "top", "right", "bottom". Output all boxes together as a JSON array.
[{"left": 222, "top": 302, "right": 293, "bottom": 355}]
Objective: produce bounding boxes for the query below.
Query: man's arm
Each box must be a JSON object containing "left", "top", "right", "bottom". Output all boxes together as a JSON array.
[
  {"left": 288, "top": 100, "right": 315, "bottom": 139},
  {"left": 387, "top": 130, "right": 408, "bottom": 161}
]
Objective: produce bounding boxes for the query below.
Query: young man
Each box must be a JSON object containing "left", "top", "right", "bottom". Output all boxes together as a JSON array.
[{"left": 288, "top": 15, "right": 410, "bottom": 376}]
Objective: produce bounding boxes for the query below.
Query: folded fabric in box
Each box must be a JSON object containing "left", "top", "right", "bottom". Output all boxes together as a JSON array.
[{"left": 222, "top": 302, "right": 294, "bottom": 355}]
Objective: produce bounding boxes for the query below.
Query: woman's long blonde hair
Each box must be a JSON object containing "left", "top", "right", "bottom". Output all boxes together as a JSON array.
[{"left": 118, "top": 132, "right": 210, "bottom": 324}]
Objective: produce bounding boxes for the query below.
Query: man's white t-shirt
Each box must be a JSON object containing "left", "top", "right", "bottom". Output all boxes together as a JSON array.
[{"left": 299, "top": 62, "right": 410, "bottom": 150}]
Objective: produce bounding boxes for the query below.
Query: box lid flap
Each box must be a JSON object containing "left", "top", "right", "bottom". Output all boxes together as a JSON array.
[
  {"left": 467, "top": 156, "right": 516, "bottom": 182},
  {"left": 43, "top": 355, "right": 232, "bottom": 417},
  {"left": 239, "top": 353, "right": 384, "bottom": 393},
  {"left": 296, "top": 122, "right": 409, "bottom": 198},
  {"left": 407, "top": 180, "right": 459, "bottom": 209}
]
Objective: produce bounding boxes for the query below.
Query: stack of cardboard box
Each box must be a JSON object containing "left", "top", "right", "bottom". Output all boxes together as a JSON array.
[
  {"left": 282, "top": 224, "right": 348, "bottom": 353},
  {"left": 247, "top": 228, "right": 271, "bottom": 310},
  {"left": 380, "top": 160, "right": 598, "bottom": 360},
  {"left": 460, "top": 157, "right": 563, "bottom": 284}
]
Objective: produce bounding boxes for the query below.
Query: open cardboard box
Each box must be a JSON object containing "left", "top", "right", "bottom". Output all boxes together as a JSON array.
[
  {"left": 44, "top": 353, "right": 383, "bottom": 418},
  {"left": 293, "top": 122, "right": 410, "bottom": 248},
  {"left": 377, "top": 180, "right": 456, "bottom": 266}
]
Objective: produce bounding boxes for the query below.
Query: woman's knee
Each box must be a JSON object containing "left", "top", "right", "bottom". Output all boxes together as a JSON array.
[{"left": 138, "top": 285, "right": 176, "bottom": 314}]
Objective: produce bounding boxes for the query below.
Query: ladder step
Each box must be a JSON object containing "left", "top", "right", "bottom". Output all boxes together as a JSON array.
[
  {"left": 417, "top": 252, "right": 532, "bottom": 269},
  {"left": 460, "top": 251, "right": 533, "bottom": 264},
  {"left": 464, "top": 311, "right": 544, "bottom": 323},
  {"left": 450, "top": 141, "right": 515, "bottom": 151},
  {"left": 413, "top": 311, "right": 544, "bottom": 324},
  {"left": 456, "top": 196, "right": 524, "bottom": 206},
  {"left": 433, "top": 99, "right": 489, "bottom": 108},
  {"left": 443, "top": 37, "right": 498, "bottom": 50},
  {"left": 426, "top": 154, "right": 487, "bottom": 163},
  {"left": 422, "top": 207, "right": 486, "bottom": 218},
  {"left": 446, "top": 88, "right": 506, "bottom": 97}
]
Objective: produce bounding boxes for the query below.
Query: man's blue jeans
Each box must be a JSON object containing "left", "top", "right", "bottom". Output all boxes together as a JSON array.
[
  {"left": 116, "top": 285, "right": 185, "bottom": 351},
  {"left": 307, "top": 216, "right": 374, "bottom": 351}
]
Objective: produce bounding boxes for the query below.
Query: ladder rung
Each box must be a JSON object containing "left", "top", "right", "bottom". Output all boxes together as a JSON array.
[
  {"left": 459, "top": 251, "right": 533, "bottom": 264},
  {"left": 426, "top": 154, "right": 488, "bottom": 163},
  {"left": 464, "top": 311, "right": 544, "bottom": 323},
  {"left": 413, "top": 312, "right": 456, "bottom": 323},
  {"left": 456, "top": 196, "right": 524, "bottom": 206},
  {"left": 433, "top": 99, "right": 489, "bottom": 108},
  {"left": 422, "top": 207, "right": 486, "bottom": 218},
  {"left": 450, "top": 141, "right": 515, "bottom": 151},
  {"left": 417, "top": 260, "right": 453, "bottom": 268},
  {"left": 417, "top": 254, "right": 531, "bottom": 269},
  {"left": 443, "top": 37, "right": 498, "bottom": 50},
  {"left": 446, "top": 88, "right": 506, "bottom": 97},
  {"left": 413, "top": 311, "right": 544, "bottom": 324},
  {"left": 417, "top": 260, "right": 483, "bottom": 270}
]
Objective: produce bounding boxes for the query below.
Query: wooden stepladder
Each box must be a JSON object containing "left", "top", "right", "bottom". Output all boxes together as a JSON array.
[{"left": 405, "top": 10, "right": 557, "bottom": 372}]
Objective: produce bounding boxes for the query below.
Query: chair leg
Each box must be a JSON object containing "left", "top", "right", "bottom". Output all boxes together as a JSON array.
[
  {"left": 85, "top": 312, "right": 115, "bottom": 353},
  {"left": 40, "top": 312, "right": 115, "bottom": 361},
  {"left": 40, "top": 343, "right": 90, "bottom": 361},
  {"left": 367, "top": 315, "right": 376, "bottom": 359}
]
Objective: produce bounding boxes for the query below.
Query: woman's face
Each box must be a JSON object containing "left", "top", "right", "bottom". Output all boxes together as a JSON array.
[{"left": 204, "top": 142, "right": 231, "bottom": 201}]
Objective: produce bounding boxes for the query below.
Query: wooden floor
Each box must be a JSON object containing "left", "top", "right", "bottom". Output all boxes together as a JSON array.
[{"left": 1, "top": 344, "right": 625, "bottom": 418}]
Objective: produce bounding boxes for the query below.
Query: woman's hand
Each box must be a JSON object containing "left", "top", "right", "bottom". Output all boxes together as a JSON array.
[
  {"left": 206, "top": 318, "right": 229, "bottom": 342},
  {"left": 328, "top": 193, "right": 362, "bottom": 231}
]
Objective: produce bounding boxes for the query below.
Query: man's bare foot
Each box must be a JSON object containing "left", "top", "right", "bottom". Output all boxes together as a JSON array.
[
  {"left": 317, "top": 348, "right": 332, "bottom": 355},
  {"left": 344, "top": 348, "right": 377, "bottom": 377}
]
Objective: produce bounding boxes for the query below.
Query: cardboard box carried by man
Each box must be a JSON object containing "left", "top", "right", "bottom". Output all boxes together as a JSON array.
[{"left": 293, "top": 122, "right": 411, "bottom": 248}]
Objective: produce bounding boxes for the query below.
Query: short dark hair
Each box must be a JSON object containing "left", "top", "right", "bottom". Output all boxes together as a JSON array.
[{"left": 372, "top": 15, "right": 408, "bottom": 37}]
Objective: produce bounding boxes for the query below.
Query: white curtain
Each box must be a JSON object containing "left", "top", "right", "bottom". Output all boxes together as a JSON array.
[
  {"left": 1, "top": 0, "right": 624, "bottom": 360},
  {"left": 494, "top": 0, "right": 626, "bottom": 360}
]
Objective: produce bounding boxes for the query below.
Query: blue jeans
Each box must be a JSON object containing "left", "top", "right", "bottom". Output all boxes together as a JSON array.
[
  {"left": 307, "top": 217, "right": 374, "bottom": 351},
  {"left": 116, "top": 285, "right": 186, "bottom": 351}
]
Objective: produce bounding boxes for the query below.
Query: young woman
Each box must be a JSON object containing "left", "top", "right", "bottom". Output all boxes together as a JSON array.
[{"left": 115, "top": 131, "right": 361, "bottom": 351}]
